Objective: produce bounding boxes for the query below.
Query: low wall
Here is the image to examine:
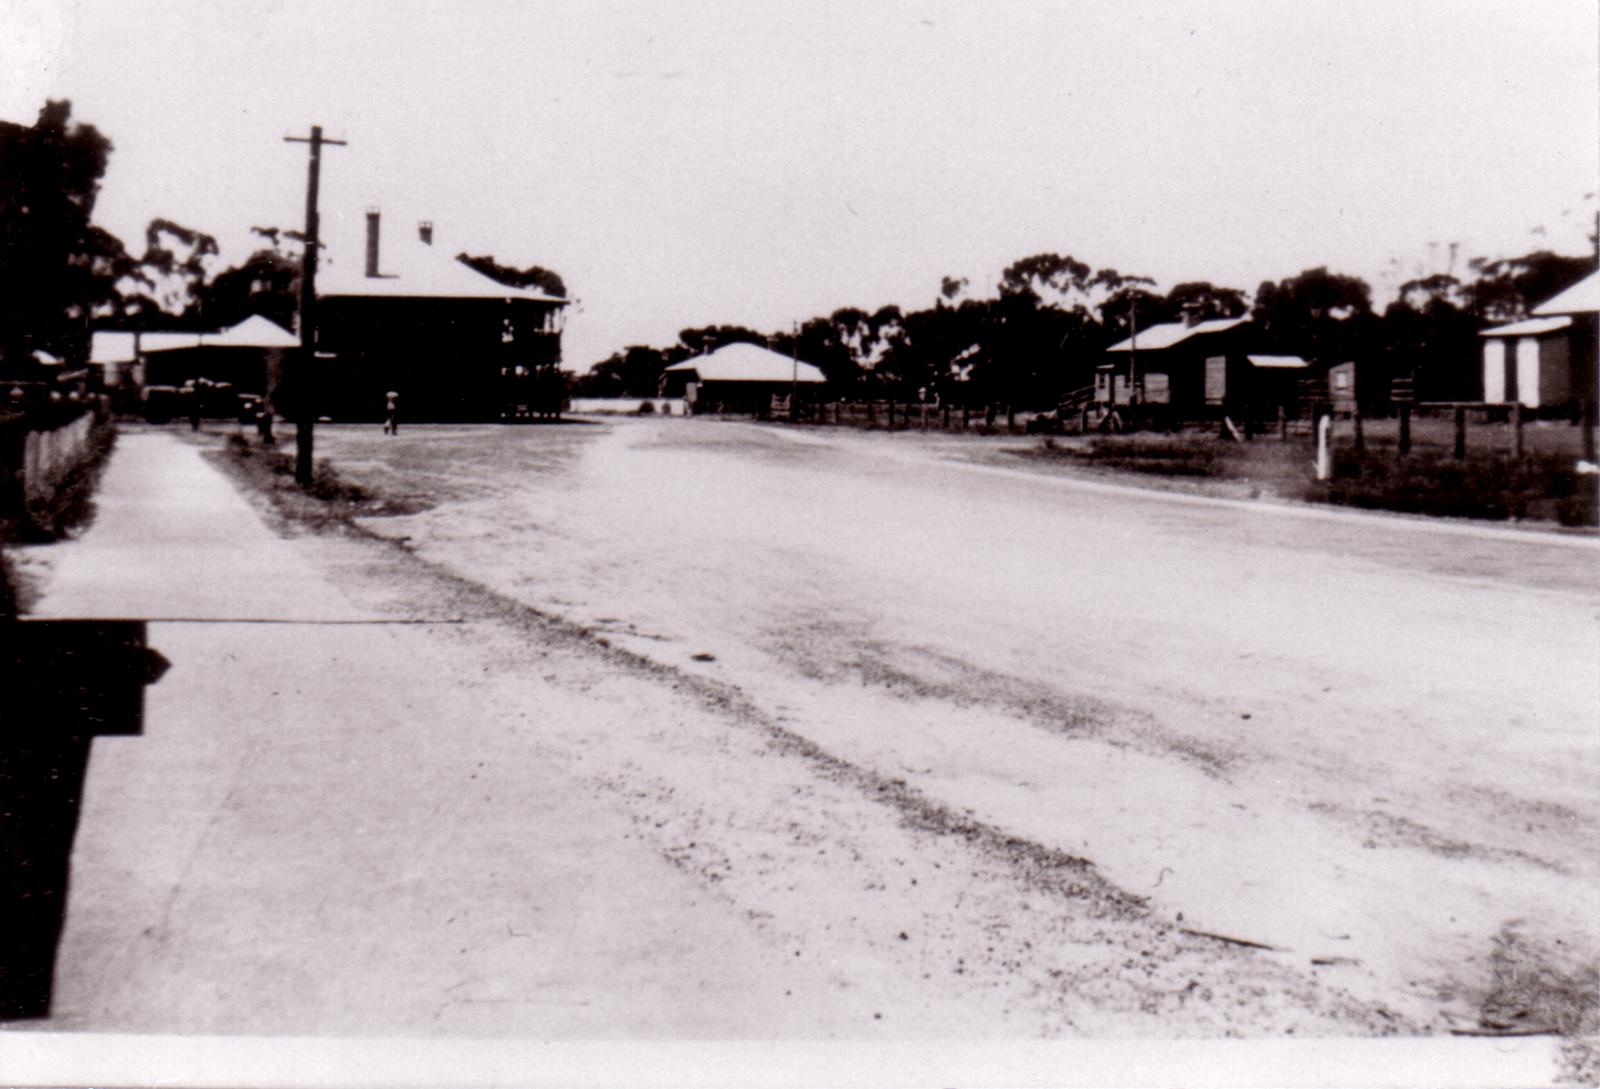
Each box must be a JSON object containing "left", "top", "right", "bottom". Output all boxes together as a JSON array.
[
  {"left": 22, "top": 412, "right": 97, "bottom": 506},
  {"left": 1, "top": 400, "right": 112, "bottom": 534}
]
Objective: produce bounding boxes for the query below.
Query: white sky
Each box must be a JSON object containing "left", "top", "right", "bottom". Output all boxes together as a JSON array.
[{"left": 4, "top": 0, "right": 1598, "bottom": 368}]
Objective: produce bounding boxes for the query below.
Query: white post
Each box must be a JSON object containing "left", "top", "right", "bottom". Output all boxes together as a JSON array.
[{"left": 1315, "top": 414, "right": 1332, "bottom": 481}]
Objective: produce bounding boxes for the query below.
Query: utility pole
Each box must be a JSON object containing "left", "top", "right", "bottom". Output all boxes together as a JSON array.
[
  {"left": 1126, "top": 294, "right": 1138, "bottom": 410},
  {"left": 790, "top": 320, "right": 799, "bottom": 423},
  {"left": 284, "top": 125, "right": 347, "bottom": 486}
]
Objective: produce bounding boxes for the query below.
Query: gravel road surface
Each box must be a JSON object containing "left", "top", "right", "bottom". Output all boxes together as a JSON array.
[{"left": 300, "top": 417, "right": 1598, "bottom": 1040}]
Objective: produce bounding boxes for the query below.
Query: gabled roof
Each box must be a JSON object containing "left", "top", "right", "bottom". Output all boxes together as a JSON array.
[
  {"left": 663, "top": 342, "right": 828, "bottom": 383},
  {"left": 203, "top": 315, "right": 299, "bottom": 348},
  {"left": 1479, "top": 315, "right": 1573, "bottom": 338},
  {"left": 317, "top": 227, "right": 567, "bottom": 304},
  {"left": 92, "top": 317, "right": 297, "bottom": 360},
  {"left": 1531, "top": 270, "right": 1600, "bottom": 316},
  {"left": 1105, "top": 316, "right": 1249, "bottom": 352}
]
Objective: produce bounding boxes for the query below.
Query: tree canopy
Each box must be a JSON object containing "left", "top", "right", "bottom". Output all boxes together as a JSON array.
[{"left": 0, "top": 100, "right": 118, "bottom": 368}]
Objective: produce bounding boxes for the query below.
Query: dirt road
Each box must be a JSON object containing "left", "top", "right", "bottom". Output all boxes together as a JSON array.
[{"left": 286, "top": 417, "right": 1597, "bottom": 1039}]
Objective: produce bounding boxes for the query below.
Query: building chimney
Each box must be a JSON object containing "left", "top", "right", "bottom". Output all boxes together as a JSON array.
[
  {"left": 1182, "top": 301, "right": 1203, "bottom": 327},
  {"left": 418, "top": 220, "right": 433, "bottom": 245},
  {"left": 365, "top": 208, "right": 382, "bottom": 278}
]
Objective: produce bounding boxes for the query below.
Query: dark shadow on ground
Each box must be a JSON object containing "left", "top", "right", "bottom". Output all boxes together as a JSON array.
[{"left": 0, "top": 620, "right": 168, "bottom": 1020}]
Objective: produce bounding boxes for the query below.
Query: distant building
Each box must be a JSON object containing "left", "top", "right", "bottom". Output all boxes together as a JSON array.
[
  {"left": 1478, "top": 316, "right": 1573, "bottom": 408},
  {"left": 1099, "top": 316, "right": 1305, "bottom": 415},
  {"left": 304, "top": 211, "right": 568, "bottom": 421},
  {"left": 140, "top": 316, "right": 299, "bottom": 394},
  {"left": 659, "top": 343, "right": 827, "bottom": 416}
]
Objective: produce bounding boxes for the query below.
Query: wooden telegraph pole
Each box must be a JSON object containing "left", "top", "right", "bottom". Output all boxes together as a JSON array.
[{"left": 284, "top": 125, "right": 346, "bottom": 486}]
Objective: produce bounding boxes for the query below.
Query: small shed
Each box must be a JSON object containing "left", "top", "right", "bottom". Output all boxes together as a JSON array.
[
  {"left": 1478, "top": 316, "right": 1573, "bottom": 408},
  {"left": 660, "top": 343, "right": 827, "bottom": 415}
]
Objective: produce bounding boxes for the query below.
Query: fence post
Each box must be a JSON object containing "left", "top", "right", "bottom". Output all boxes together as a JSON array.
[
  {"left": 1353, "top": 406, "right": 1364, "bottom": 453},
  {"left": 1006, "top": 404, "right": 1015, "bottom": 433},
  {"left": 1398, "top": 404, "right": 1411, "bottom": 456},
  {"left": 1454, "top": 406, "right": 1467, "bottom": 459},
  {"left": 943, "top": 404, "right": 951, "bottom": 429},
  {"left": 1315, "top": 414, "right": 1332, "bottom": 481},
  {"left": 1278, "top": 405, "right": 1287, "bottom": 442},
  {"left": 1511, "top": 402, "right": 1524, "bottom": 458},
  {"left": 961, "top": 405, "right": 970, "bottom": 429}
]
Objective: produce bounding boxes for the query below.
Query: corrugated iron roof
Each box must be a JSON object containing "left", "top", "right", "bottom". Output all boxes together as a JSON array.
[
  {"left": 139, "top": 331, "right": 206, "bottom": 353},
  {"left": 1531, "top": 270, "right": 1599, "bottom": 316},
  {"left": 663, "top": 342, "right": 827, "bottom": 383},
  {"left": 1478, "top": 315, "right": 1573, "bottom": 338},
  {"left": 317, "top": 225, "right": 567, "bottom": 304},
  {"left": 1105, "top": 315, "right": 1249, "bottom": 352},
  {"left": 203, "top": 315, "right": 299, "bottom": 348},
  {"left": 1246, "top": 354, "right": 1309, "bottom": 368}
]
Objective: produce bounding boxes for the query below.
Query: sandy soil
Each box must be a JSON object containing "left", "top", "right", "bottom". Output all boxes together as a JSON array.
[{"left": 270, "top": 416, "right": 1600, "bottom": 1040}]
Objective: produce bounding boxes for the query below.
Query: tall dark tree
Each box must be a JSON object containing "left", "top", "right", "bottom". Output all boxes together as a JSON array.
[
  {"left": 198, "top": 228, "right": 303, "bottom": 331},
  {"left": 1382, "top": 273, "right": 1479, "bottom": 401},
  {"left": 1466, "top": 250, "right": 1595, "bottom": 323},
  {"left": 575, "top": 344, "right": 672, "bottom": 397},
  {"left": 677, "top": 324, "right": 766, "bottom": 357},
  {"left": 1163, "top": 281, "right": 1250, "bottom": 322},
  {"left": 1252, "top": 267, "right": 1379, "bottom": 362},
  {"left": 124, "top": 217, "right": 220, "bottom": 320},
  {"left": 1096, "top": 277, "right": 1166, "bottom": 344},
  {"left": 0, "top": 100, "right": 116, "bottom": 368}
]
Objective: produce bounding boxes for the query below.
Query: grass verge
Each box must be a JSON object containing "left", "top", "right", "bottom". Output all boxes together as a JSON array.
[
  {"left": 206, "top": 433, "right": 431, "bottom": 531},
  {"left": 1018, "top": 433, "right": 1599, "bottom": 528}
]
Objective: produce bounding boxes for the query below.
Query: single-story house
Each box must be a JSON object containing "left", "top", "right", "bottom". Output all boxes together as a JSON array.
[
  {"left": 659, "top": 343, "right": 827, "bottom": 416},
  {"left": 306, "top": 210, "right": 569, "bottom": 421},
  {"left": 1478, "top": 316, "right": 1573, "bottom": 408},
  {"left": 1099, "top": 316, "right": 1276, "bottom": 414}
]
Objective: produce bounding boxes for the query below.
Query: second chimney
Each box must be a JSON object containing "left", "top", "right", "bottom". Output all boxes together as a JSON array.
[
  {"left": 366, "top": 207, "right": 382, "bottom": 277},
  {"left": 418, "top": 220, "right": 433, "bottom": 245}
]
